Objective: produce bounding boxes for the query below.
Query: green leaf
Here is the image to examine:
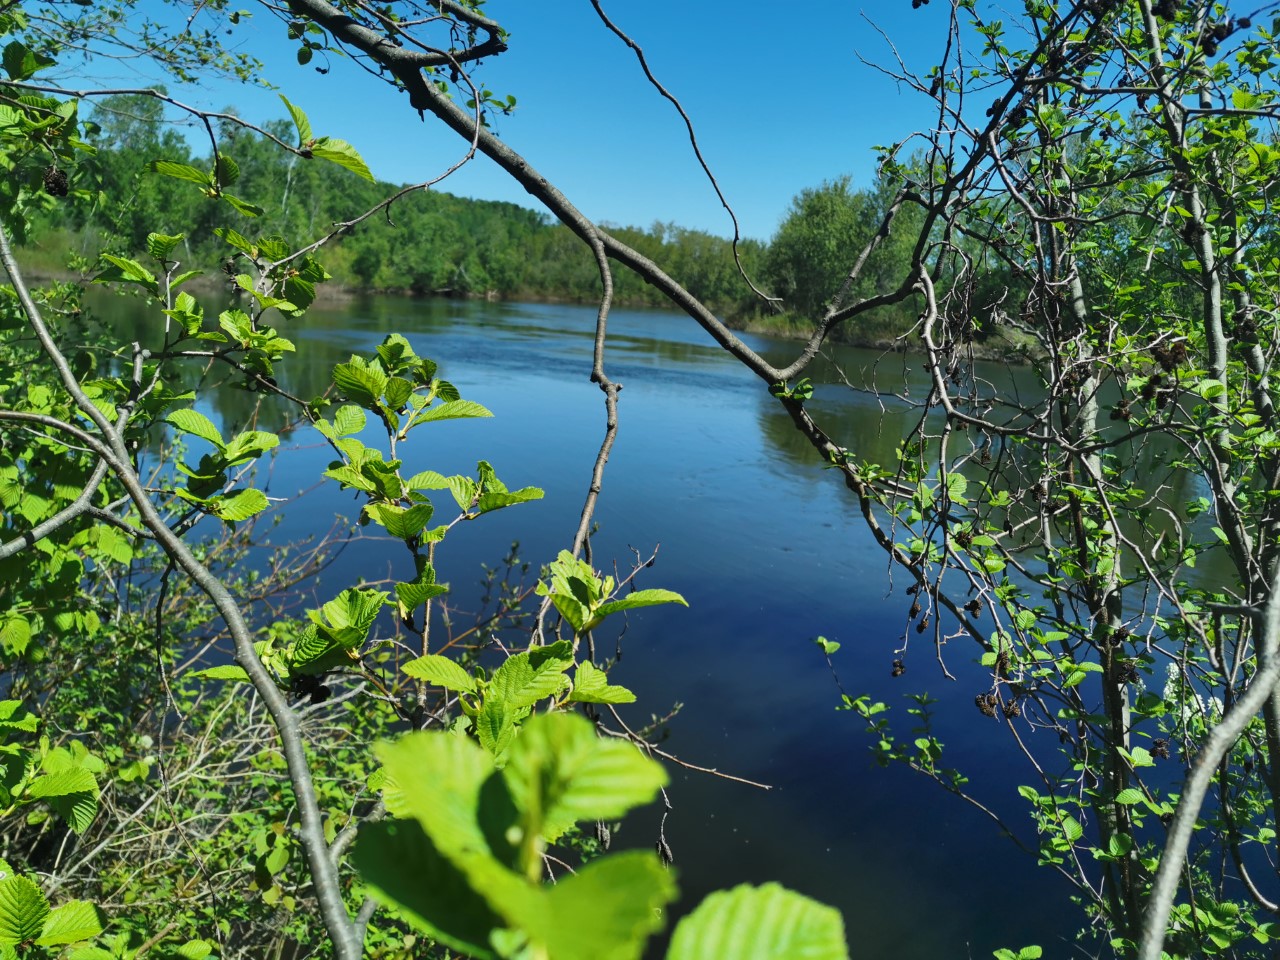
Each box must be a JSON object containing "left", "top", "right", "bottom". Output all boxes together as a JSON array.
[
  {"left": 366, "top": 502, "right": 434, "bottom": 540},
  {"left": 477, "top": 487, "right": 545, "bottom": 515},
  {"left": 213, "top": 154, "right": 240, "bottom": 189},
  {"left": 310, "top": 136, "right": 375, "bottom": 181},
  {"left": 211, "top": 488, "right": 269, "bottom": 523},
  {"left": 280, "top": 93, "right": 313, "bottom": 145},
  {"left": 221, "top": 430, "right": 279, "bottom": 464},
  {"left": 0, "top": 701, "right": 37, "bottom": 732},
  {"left": 374, "top": 733, "right": 493, "bottom": 854},
  {"left": 94, "top": 254, "right": 159, "bottom": 293},
  {"left": 0, "top": 617, "right": 32, "bottom": 657},
  {"left": 506, "top": 851, "right": 675, "bottom": 960},
  {"left": 813, "top": 636, "right": 841, "bottom": 655},
  {"left": 308, "top": 587, "right": 388, "bottom": 649},
  {"left": 174, "top": 940, "right": 215, "bottom": 959},
  {"left": 503, "top": 713, "right": 666, "bottom": 842},
  {"left": 0, "top": 875, "right": 48, "bottom": 945},
  {"left": 402, "top": 655, "right": 476, "bottom": 694},
  {"left": 666, "top": 883, "right": 848, "bottom": 960},
  {"left": 333, "top": 357, "right": 388, "bottom": 408},
  {"left": 412, "top": 400, "right": 494, "bottom": 425},
  {"left": 26, "top": 767, "right": 96, "bottom": 801},
  {"left": 568, "top": 661, "right": 637, "bottom": 705},
  {"left": 36, "top": 901, "right": 103, "bottom": 946},
  {"left": 149, "top": 160, "right": 212, "bottom": 187},
  {"left": 215, "top": 226, "right": 256, "bottom": 257},
  {"left": 486, "top": 642, "right": 574, "bottom": 711},
  {"left": 146, "top": 232, "right": 184, "bottom": 262},
  {"left": 222, "top": 194, "right": 265, "bottom": 218},
  {"left": 2, "top": 41, "right": 53, "bottom": 82},
  {"left": 395, "top": 577, "right": 450, "bottom": 613},
  {"left": 354, "top": 820, "right": 501, "bottom": 960},
  {"left": 1114, "top": 788, "right": 1144, "bottom": 805},
  {"left": 166, "top": 409, "right": 225, "bottom": 449},
  {"left": 333, "top": 404, "right": 366, "bottom": 437},
  {"left": 27, "top": 769, "right": 97, "bottom": 833},
  {"left": 187, "top": 665, "right": 251, "bottom": 682},
  {"left": 595, "top": 589, "right": 689, "bottom": 622}
]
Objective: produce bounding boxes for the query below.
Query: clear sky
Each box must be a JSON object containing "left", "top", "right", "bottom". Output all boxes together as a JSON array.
[{"left": 58, "top": 1, "right": 955, "bottom": 241}]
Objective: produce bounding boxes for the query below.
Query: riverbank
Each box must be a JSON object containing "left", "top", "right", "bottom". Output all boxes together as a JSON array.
[{"left": 15, "top": 251, "right": 1034, "bottom": 362}]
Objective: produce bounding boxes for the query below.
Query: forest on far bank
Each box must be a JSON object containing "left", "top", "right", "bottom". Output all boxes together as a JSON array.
[{"left": 17, "top": 92, "right": 930, "bottom": 345}]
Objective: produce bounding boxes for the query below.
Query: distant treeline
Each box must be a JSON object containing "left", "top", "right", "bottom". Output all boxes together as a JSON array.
[{"left": 28, "top": 94, "right": 929, "bottom": 343}]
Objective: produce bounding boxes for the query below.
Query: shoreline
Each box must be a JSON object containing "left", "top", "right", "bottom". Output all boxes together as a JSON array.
[{"left": 17, "top": 263, "right": 1033, "bottom": 363}]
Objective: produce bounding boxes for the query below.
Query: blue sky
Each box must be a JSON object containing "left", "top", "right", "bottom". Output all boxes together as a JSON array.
[{"left": 61, "top": 2, "right": 954, "bottom": 240}]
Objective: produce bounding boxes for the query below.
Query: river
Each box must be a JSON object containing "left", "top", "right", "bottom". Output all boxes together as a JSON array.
[{"left": 114, "top": 293, "right": 1087, "bottom": 957}]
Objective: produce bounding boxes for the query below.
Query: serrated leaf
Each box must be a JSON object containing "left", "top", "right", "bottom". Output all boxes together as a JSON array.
[
  {"left": 412, "top": 399, "right": 493, "bottom": 425},
  {"left": 666, "top": 883, "right": 848, "bottom": 960},
  {"left": 166, "top": 408, "right": 224, "bottom": 449},
  {"left": 310, "top": 136, "right": 374, "bottom": 181},
  {"left": 188, "top": 665, "right": 251, "bottom": 682},
  {"left": 0, "top": 701, "right": 37, "bottom": 732},
  {"left": 402, "top": 655, "right": 476, "bottom": 693},
  {"left": 374, "top": 733, "right": 493, "bottom": 851},
  {"left": 595, "top": 589, "right": 688, "bottom": 622},
  {"left": 395, "top": 578, "right": 450, "bottom": 613},
  {"left": 354, "top": 819, "right": 501, "bottom": 960},
  {"left": 503, "top": 712, "right": 664, "bottom": 842},
  {"left": 174, "top": 940, "right": 214, "bottom": 959},
  {"left": 222, "top": 194, "right": 264, "bottom": 218},
  {"left": 211, "top": 488, "right": 269, "bottom": 523},
  {"left": 94, "top": 254, "right": 158, "bottom": 292},
  {"left": 215, "top": 226, "right": 256, "bottom": 257},
  {"left": 0, "top": 617, "right": 32, "bottom": 657},
  {"left": 476, "top": 487, "right": 544, "bottom": 515},
  {"left": 568, "top": 661, "right": 636, "bottom": 705},
  {"left": 26, "top": 767, "right": 96, "bottom": 801},
  {"left": 333, "top": 357, "right": 388, "bottom": 408},
  {"left": 504, "top": 851, "right": 674, "bottom": 960},
  {"left": 1114, "top": 788, "right": 1144, "bottom": 805},
  {"left": 280, "top": 93, "right": 313, "bottom": 144},
  {"left": 148, "top": 160, "right": 212, "bottom": 186},
  {"left": 146, "top": 232, "right": 184, "bottom": 262},
  {"left": 332, "top": 404, "right": 366, "bottom": 437},
  {"left": 221, "top": 430, "right": 279, "bottom": 464},
  {"left": 447, "top": 475, "right": 478, "bottom": 511},
  {"left": 0, "top": 875, "right": 48, "bottom": 945},
  {"left": 308, "top": 587, "right": 388, "bottom": 649},
  {"left": 366, "top": 502, "right": 434, "bottom": 540},
  {"left": 36, "top": 900, "right": 102, "bottom": 946},
  {"left": 487, "top": 643, "right": 574, "bottom": 713},
  {"left": 407, "top": 470, "right": 450, "bottom": 490},
  {"left": 213, "top": 153, "right": 240, "bottom": 188}
]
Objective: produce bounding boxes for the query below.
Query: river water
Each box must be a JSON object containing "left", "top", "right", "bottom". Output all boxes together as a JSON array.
[{"left": 119, "top": 294, "right": 1091, "bottom": 956}]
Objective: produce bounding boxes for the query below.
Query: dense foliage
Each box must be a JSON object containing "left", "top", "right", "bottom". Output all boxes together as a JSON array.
[
  {"left": 9, "top": 0, "right": 1280, "bottom": 958},
  {"left": 17, "top": 94, "right": 935, "bottom": 340},
  {"left": 0, "top": 3, "right": 848, "bottom": 959}
]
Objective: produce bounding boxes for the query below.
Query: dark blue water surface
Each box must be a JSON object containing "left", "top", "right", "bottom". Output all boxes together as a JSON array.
[{"left": 147, "top": 295, "right": 1089, "bottom": 957}]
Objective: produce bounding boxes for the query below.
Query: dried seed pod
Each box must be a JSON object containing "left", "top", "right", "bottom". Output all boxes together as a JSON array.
[
  {"left": 891, "top": 658, "right": 906, "bottom": 677},
  {"left": 975, "top": 693, "right": 998, "bottom": 717},
  {"left": 1002, "top": 699, "right": 1021, "bottom": 719},
  {"left": 1151, "top": 738, "right": 1170, "bottom": 760},
  {"left": 909, "top": 601, "right": 922, "bottom": 620}
]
